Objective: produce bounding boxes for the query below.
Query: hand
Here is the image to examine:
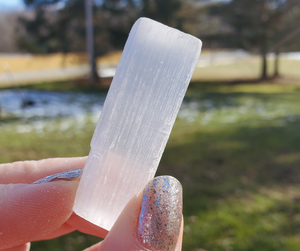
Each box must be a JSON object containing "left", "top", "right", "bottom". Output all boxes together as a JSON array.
[{"left": 0, "top": 157, "right": 183, "bottom": 251}]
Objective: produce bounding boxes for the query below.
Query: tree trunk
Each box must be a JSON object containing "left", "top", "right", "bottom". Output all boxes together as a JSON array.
[
  {"left": 261, "top": 52, "right": 267, "bottom": 80},
  {"left": 85, "top": 0, "right": 95, "bottom": 86},
  {"left": 274, "top": 51, "right": 279, "bottom": 78},
  {"left": 93, "top": 58, "right": 100, "bottom": 83}
]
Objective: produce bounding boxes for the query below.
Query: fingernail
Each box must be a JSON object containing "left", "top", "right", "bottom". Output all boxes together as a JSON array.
[
  {"left": 138, "top": 176, "right": 183, "bottom": 251},
  {"left": 33, "top": 168, "right": 83, "bottom": 184}
]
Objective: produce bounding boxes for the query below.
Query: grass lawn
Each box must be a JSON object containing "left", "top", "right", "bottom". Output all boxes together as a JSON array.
[
  {"left": 0, "top": 51, "right": 123, "bottom": 74},
  {"left": 2, "top": 81, "right": 300, "bottom": 250},
  {"left": 0, "top": 53, "right": 87, "bottom": 74},
  {"left": 167, "top": 82, "right": 300, "bottom": 250},
  {"left": 192, "top": 56, "right": 300, "bottom": 81},
  {"left": 1, "top": 51, "right": 300, "bottom": 85}
]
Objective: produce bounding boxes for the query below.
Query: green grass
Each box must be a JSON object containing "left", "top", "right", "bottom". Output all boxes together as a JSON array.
[
  {"left": 0, "top": 118, "right": 92, "bottom": 163},
  {"left": 2, "top": 82, "right": 300, "bottom": 250},
  {"left": 160, "top": 83, "right": 300, "bottom": 250}
]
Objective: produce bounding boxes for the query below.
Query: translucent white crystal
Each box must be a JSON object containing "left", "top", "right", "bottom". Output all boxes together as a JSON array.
[{"left": 73, "top": 17, "right": 202, "bottom": 230}]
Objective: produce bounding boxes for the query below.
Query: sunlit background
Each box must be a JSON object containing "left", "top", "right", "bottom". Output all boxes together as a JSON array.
[
  {"left": 0, "top": 0, "right": 25, "bottom": 11},
  {"left": 1, "top": 0, "right": 300, "bottom": 250}
]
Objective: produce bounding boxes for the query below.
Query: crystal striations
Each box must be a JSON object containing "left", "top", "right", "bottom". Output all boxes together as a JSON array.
[{"left": 73, "top": 17, "right": 202, "bottom": 230}]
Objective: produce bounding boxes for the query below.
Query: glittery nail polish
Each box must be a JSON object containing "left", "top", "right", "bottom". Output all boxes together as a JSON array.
[
  {"left": 138, "top": 176, "right": 183, "bottom": 251},
  {"left": 33, "top": 168, "right": 83, "bottom": 184}
]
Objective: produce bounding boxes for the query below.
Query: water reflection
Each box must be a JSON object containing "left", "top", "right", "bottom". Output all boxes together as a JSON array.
[
  {"left": 178, "top": 95, "right": 300, "bottom": 126},
  {"left": 0, "top": 89, "right": 106, "bottom": 134},
  {"left": 0, "top": 89, "right": 106, "bottom": 120}
]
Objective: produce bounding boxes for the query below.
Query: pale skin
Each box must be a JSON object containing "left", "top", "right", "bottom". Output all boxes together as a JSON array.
[{"left": 0, "top": 157, "right": 183, "bottom": 251}]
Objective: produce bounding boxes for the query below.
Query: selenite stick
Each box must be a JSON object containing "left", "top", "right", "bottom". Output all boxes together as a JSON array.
[{"left": 73, "top": 17, "right": 202, "bottom": 230}]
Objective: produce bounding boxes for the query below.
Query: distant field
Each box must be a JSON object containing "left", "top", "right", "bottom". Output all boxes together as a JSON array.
[
  {"left": 0, "top": 51, "right": 299, "bottom": 85},
  {"left": 0, "top": 51, "right": 123, "bottom": 74},
  {"left": 0, "top": 52, "right": 123, "bottom": 87},
  {"left": 192, "top": 56, "right": 300, "bottom": 82},
  {"left": 0, "top": 53, "right": 87, "bottom": 73}
]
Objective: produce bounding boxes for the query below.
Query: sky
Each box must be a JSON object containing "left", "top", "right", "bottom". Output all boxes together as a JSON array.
[{"left": 0, "top": 0, "right": 26, "bottom": 12}]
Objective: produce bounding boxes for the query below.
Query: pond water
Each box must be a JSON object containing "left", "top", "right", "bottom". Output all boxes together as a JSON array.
[
  {"left": 0, "top": 88, "right": 300, "bottom": 134},
  {"left": 0, "top": 89, "right": 106, "bottom": 120},
  {"left": 178, "top": 94, "right": 300, "bottom": 127},
  {"left": 0, "top": 89, "right": 107, "bottom": 134}
]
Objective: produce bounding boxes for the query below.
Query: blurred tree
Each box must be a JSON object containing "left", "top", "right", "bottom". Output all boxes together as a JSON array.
[
  {"left": 18, "top": 7, "right": 58, "bottom": 54},
  {"left": 0, "top": 12, "right": 30, "bottom": 53},
  {"left": 22, "top": 0, "right": 136, "bottom": 52},
  {"left": 181, "top": 1, "right": 233, "bottom": 50},
  {"left": 18, "top": 0, "right": 139, "bottom": 81},
  {"left": 270, "top": 2, "right": 300, "bottom": 77},
  {"left": 18, "top": 0, "right": 189, "bottom": 53},
  {"left": 18, "top": 0, "right": 189, "bottom": 81},
  {"left": 141, "top": 0, "right": 182, "bottom": 27},
  {"left": 208, "top": 0, "right": 300, "bottom": 80}
]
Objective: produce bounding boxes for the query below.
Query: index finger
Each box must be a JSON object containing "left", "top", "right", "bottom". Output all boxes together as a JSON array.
[{"left": 0, "top": 157, "right": 87, "bottom": 184}]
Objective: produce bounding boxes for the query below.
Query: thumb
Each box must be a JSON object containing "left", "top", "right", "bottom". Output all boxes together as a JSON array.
[
  {"left": 0, "top": 180, "right": 79, "bottom": 249},
  {"left": 97, "top": 176, "right": 183, "bottom": 251}
]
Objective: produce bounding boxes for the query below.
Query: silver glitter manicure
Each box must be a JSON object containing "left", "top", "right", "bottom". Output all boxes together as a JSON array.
[
  {"left": 138, "top": 176, "right": 183, "bottom": 251},
  {"left": 33, "top": 168, "right": 83, "bottom": 184}
]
